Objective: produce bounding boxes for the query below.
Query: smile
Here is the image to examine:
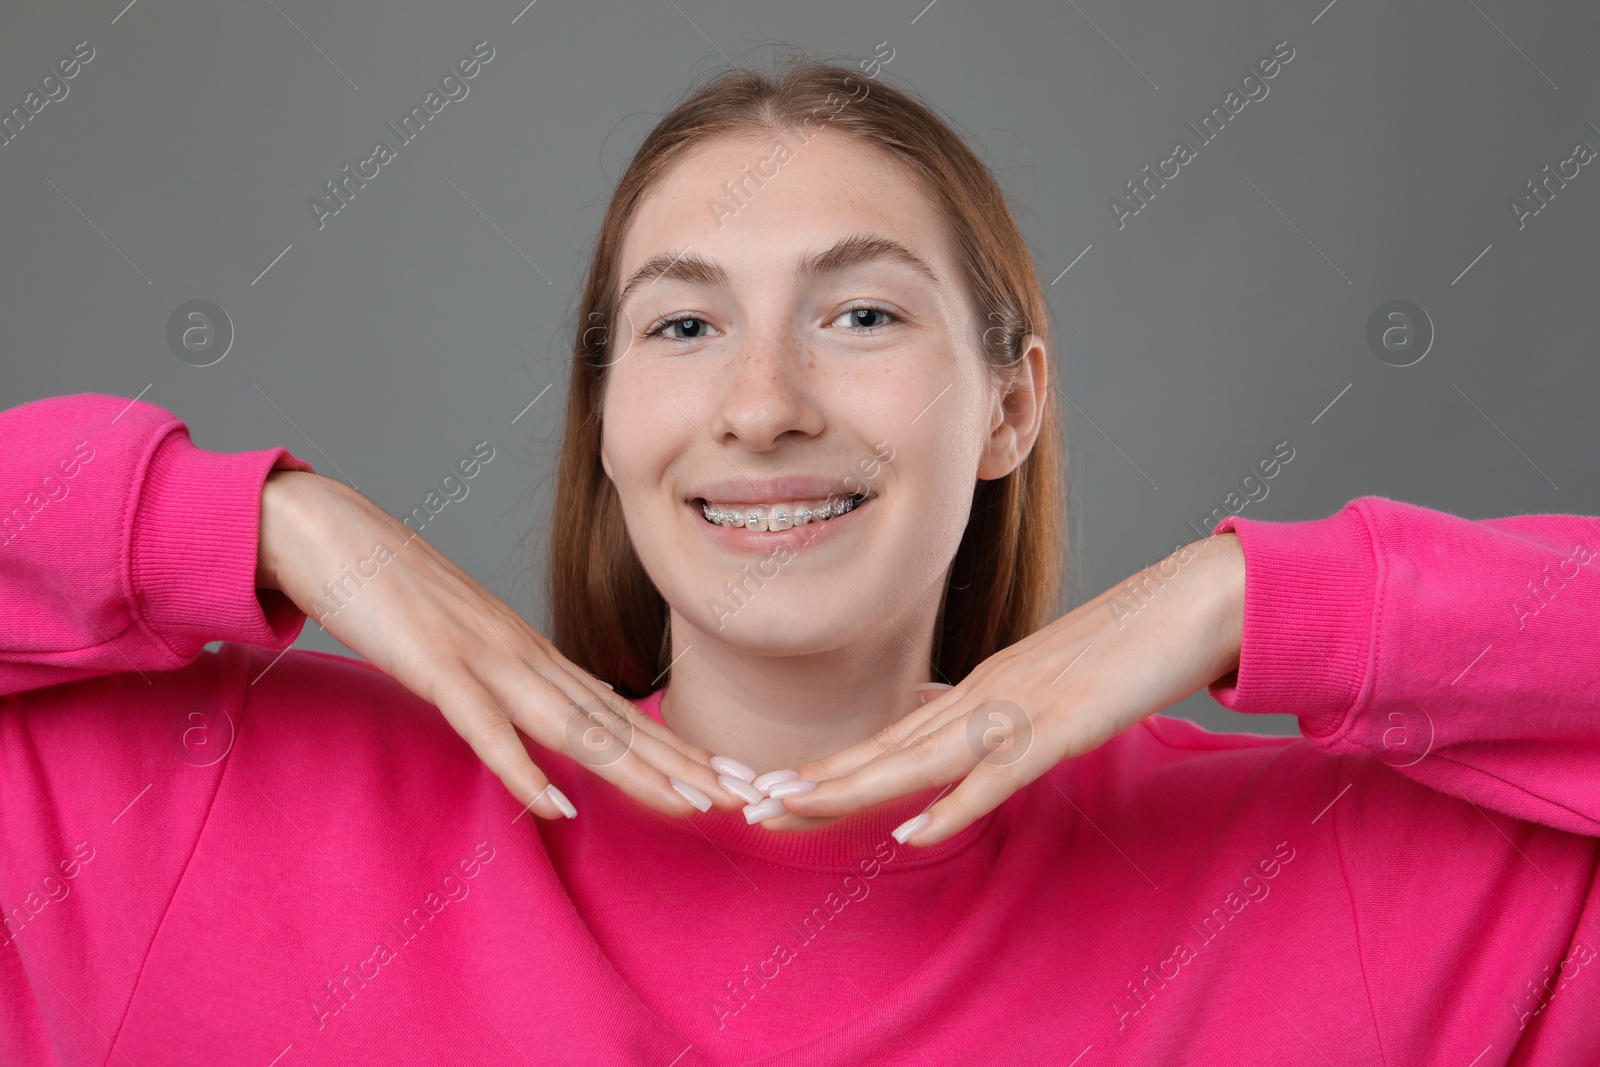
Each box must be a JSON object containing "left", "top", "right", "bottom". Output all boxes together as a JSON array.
[{"left": 699, "top": 494, "right": 866, "bottom": 531}]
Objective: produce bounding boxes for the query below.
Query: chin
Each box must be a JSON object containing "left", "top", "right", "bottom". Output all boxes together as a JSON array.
[{"left": 691, "top": 596, "right": 848, "bottom": 653}]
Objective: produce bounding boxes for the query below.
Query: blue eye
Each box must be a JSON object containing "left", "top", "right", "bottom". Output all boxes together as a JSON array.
[
  {"left": 836, "top": 305, "right": 899, "bottom": 331},
  {"left": 645, "top": 314, "right": 715, "bottom": 342}
]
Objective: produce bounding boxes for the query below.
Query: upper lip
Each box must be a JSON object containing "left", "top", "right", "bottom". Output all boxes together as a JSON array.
[{"left": 688, "top": 476, "right": 872, "bottom": 504}]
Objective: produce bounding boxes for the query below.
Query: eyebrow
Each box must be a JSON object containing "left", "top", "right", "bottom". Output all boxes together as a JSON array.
[{"left": 616, "top": 232, "right": 941, "bottom": 307}]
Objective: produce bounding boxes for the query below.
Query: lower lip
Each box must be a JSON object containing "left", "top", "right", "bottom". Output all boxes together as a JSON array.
[{"left": 690, "top": 497, "right": 871, "bottom": 555}]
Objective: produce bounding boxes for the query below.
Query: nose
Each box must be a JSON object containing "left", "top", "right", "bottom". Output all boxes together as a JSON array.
[{"left": 709, "top": 325, "right": 824, "bottom": 451}]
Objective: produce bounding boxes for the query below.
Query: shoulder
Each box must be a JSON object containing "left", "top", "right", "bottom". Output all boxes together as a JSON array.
[
  {"left": 217, "top": 642, "right": 518, "bottom": 863},
  {"left": 232, "top": 642, "right": 483, "bottom": 787},
  {"left": 1022, "top": 712, "right": 1330, "bottom": 835}
]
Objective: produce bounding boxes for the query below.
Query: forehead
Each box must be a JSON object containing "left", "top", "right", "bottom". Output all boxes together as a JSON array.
[{"left": 617, "top": 127, "right": 959, "bottom": 295}]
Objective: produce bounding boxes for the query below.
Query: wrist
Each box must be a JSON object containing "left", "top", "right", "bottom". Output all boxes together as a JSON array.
[
  {"left": 1190, "top": 532, "right": 1245, "bottom": 682},
  {"left": 256, "top": 469, "right": 318, "bottom": 591}
]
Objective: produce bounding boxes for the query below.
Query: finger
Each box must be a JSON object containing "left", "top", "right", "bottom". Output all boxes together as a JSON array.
[
  {"left": 888, "top": 699, "right": 1050, "bottom": 845},
  {"left": 781, "top": 714, "right": 983, "bottom": 820},
  {"left": 789, "top": 684, "right": 969, "bottom": 784},
  {"left": 505, "top": 676, "right": 729, "bottom": 819},
  {"left": 431, "top": 674, "right": 573, "bottom": 820},
  {"left": 540, "top": 688, "right": 747, "bottom": 813},
  {"left": 416, "top": 560, "right": 725, "bottom": 787},
  {"left": 888, "top": 748, "right": 1028, "bottom": 847},
  {"left": 787, "top": 676, "right": 998, "bottom": 789},
  {"left": 498, "top": 628, "right": 739, "bottom": 800},
  {"left": 474, "top": 643, "right": 742, "bottom": 812}
]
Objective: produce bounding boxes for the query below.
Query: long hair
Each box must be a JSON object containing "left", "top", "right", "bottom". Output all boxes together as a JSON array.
[{"left": 547, "top": 55, "right": 1066, "bottom": 698}]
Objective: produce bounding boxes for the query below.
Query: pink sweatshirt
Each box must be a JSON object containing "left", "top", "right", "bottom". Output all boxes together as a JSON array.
[{"left": 1, "top": 392, "right": 1597, "bottom": 1066}]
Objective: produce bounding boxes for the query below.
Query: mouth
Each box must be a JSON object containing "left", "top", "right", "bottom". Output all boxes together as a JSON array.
[{"left": 694, "top": 493, "right": 869, "bottom": 531}]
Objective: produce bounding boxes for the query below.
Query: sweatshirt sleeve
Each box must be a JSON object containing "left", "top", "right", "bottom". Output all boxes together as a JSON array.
[
  {"left": 0, "top": 393, "right": 312, "bottom": 697},
  {"left": 1206, "top": 495, "right": 1600, "bottom": 837}
]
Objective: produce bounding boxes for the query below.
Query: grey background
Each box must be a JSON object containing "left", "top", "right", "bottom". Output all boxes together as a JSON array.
[{"left": 3, "top": 0, "right": 1596, "bottom": 737}]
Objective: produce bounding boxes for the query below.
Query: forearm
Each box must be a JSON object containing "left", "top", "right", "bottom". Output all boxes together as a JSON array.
[
  {"left": 1210, "top": 495, "right": 1600, "bottom": 835},
  {"left": 0, "top": 393, "right": 310, "bottom": 695}
]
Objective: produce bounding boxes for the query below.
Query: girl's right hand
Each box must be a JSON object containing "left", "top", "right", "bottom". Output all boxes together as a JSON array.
[{"left": 254, "top": 468, "right": 740, "bottom": 821}]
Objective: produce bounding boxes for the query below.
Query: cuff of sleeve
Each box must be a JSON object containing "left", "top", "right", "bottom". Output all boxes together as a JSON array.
[
  {"left": 1204, "top": 499, "right": 1380, "bottom": 739},
  {"left": 130, "top": 428, "right": 314, "bottom": 658}
]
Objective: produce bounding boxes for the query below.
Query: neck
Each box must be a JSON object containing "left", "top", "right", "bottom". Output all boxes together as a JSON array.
[{"left": 657, "top": 586, "right": 945, "bottom": 776}]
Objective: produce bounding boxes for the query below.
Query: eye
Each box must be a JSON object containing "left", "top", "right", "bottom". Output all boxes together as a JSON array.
[
  {"left": 832, "top": 304, "right": 901, "bottom": 332},
  {"left": 644, "top": 313, "right": 719, "bottom": 343}
]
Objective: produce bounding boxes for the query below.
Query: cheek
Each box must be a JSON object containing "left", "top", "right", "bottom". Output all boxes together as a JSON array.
[
  {"left": 600, "top": 378, "right": 656, "bottom": 478},
  {"left": 873, "top": 419, "right": 983, "bottom": 573}
]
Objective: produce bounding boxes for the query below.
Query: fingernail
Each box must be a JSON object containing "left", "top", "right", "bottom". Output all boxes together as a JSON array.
[
  {"left": 710, "top": 755, "right": 757, "bottom": 783},
  {"left": 717, "top": 774, "right": 763, "bottom": 804},
  {"left": 911, "top": 682, "right": 954, "bottom": 704},
  {"left": 744, "top": 797, "right": 787, "bottom": 824},
  {"left": 752, "top": 769, "right": 800, "bottom": 794},
  {"left": 670, "top": 777, "right": 712, "bottom": 812},
  {"left": 600, "top": 680, "right": 614, "bottom": 691},
  {"left": 892, "top": 812, "right": 930, "bottom": 844},
  {"left": 544, "top": 784, "right": 578, "bottom": 819},
  {"left": 766, "top": 778, "right": 817, "bottom": 799}
]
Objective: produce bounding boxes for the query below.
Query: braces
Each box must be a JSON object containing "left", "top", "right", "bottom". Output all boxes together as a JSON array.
[{"left": 700, "top": 494, "right": 865, "bottom": 531}]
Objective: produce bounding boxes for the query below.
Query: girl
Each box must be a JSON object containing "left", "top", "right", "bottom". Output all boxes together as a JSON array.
[{"left": 2, "top": 58, "right": 1596, "bottom": 1066}]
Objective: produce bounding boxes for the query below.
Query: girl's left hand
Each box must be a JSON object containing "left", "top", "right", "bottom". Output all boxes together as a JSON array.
[{"left": 769, "top": 532, "right": 1248, "bottom": 845}]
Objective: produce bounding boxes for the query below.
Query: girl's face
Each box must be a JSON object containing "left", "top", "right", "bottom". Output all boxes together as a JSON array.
[{"left": 600, "top": 127, "right": 1041, "bottom": 658}]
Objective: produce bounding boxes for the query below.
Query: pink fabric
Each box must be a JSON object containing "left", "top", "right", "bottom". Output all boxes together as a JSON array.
[{"left": 2, "top": 392, "right": 1597, "bottom": 1066}]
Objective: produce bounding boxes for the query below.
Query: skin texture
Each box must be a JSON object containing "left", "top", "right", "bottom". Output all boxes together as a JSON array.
[
  {"left": 255, "top": 126, "right": 1246, "bottom": 841},
  {"left": 598, "top": 126, "right": 1243, "bottom": 843},
  {"left": 255, "top": 469, "right": 739, "bottom": 822},
  {"left": 600, "top": 126, "right": 1049, "bottom": 779},
  {"left": 778, "top": 532, "right": 1244, "bottom": 843}
]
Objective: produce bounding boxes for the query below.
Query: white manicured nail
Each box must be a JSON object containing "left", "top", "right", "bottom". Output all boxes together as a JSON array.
[
  {"left": 752, "top": 769, "right": 800, "bottom": 793},
  {"left": 717, "top": 775, "right": 763, "bottom": 804},
  {"left": 766, "top": 779, "right": 817, "bottom": 799},
  {"left": 600, "top": 680, "right": 614, "bottom": 691},
  {"left": 670, "top": 777, "right": 712, "bottom": 812},
  {"left": 892, "top": 812, "right": 930, "bottom": 844},
  {"left": 544, "top": 784, "right": 577, "bottom": 819},
  {"left": 710, "top": 755, "right": 757, "bottom": 782},
  {"left": 744, "top": 797, "right": 787, "bottom": 823}
]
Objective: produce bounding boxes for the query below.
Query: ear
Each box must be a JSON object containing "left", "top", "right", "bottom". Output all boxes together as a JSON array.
[{"left": 976, "top": 333, "right": 1049, "bottom": 481}]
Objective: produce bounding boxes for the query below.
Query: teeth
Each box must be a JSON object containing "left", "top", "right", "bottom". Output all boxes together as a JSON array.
[{"left": 700, "top": 495, "right": 864, "bottom": 529}]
